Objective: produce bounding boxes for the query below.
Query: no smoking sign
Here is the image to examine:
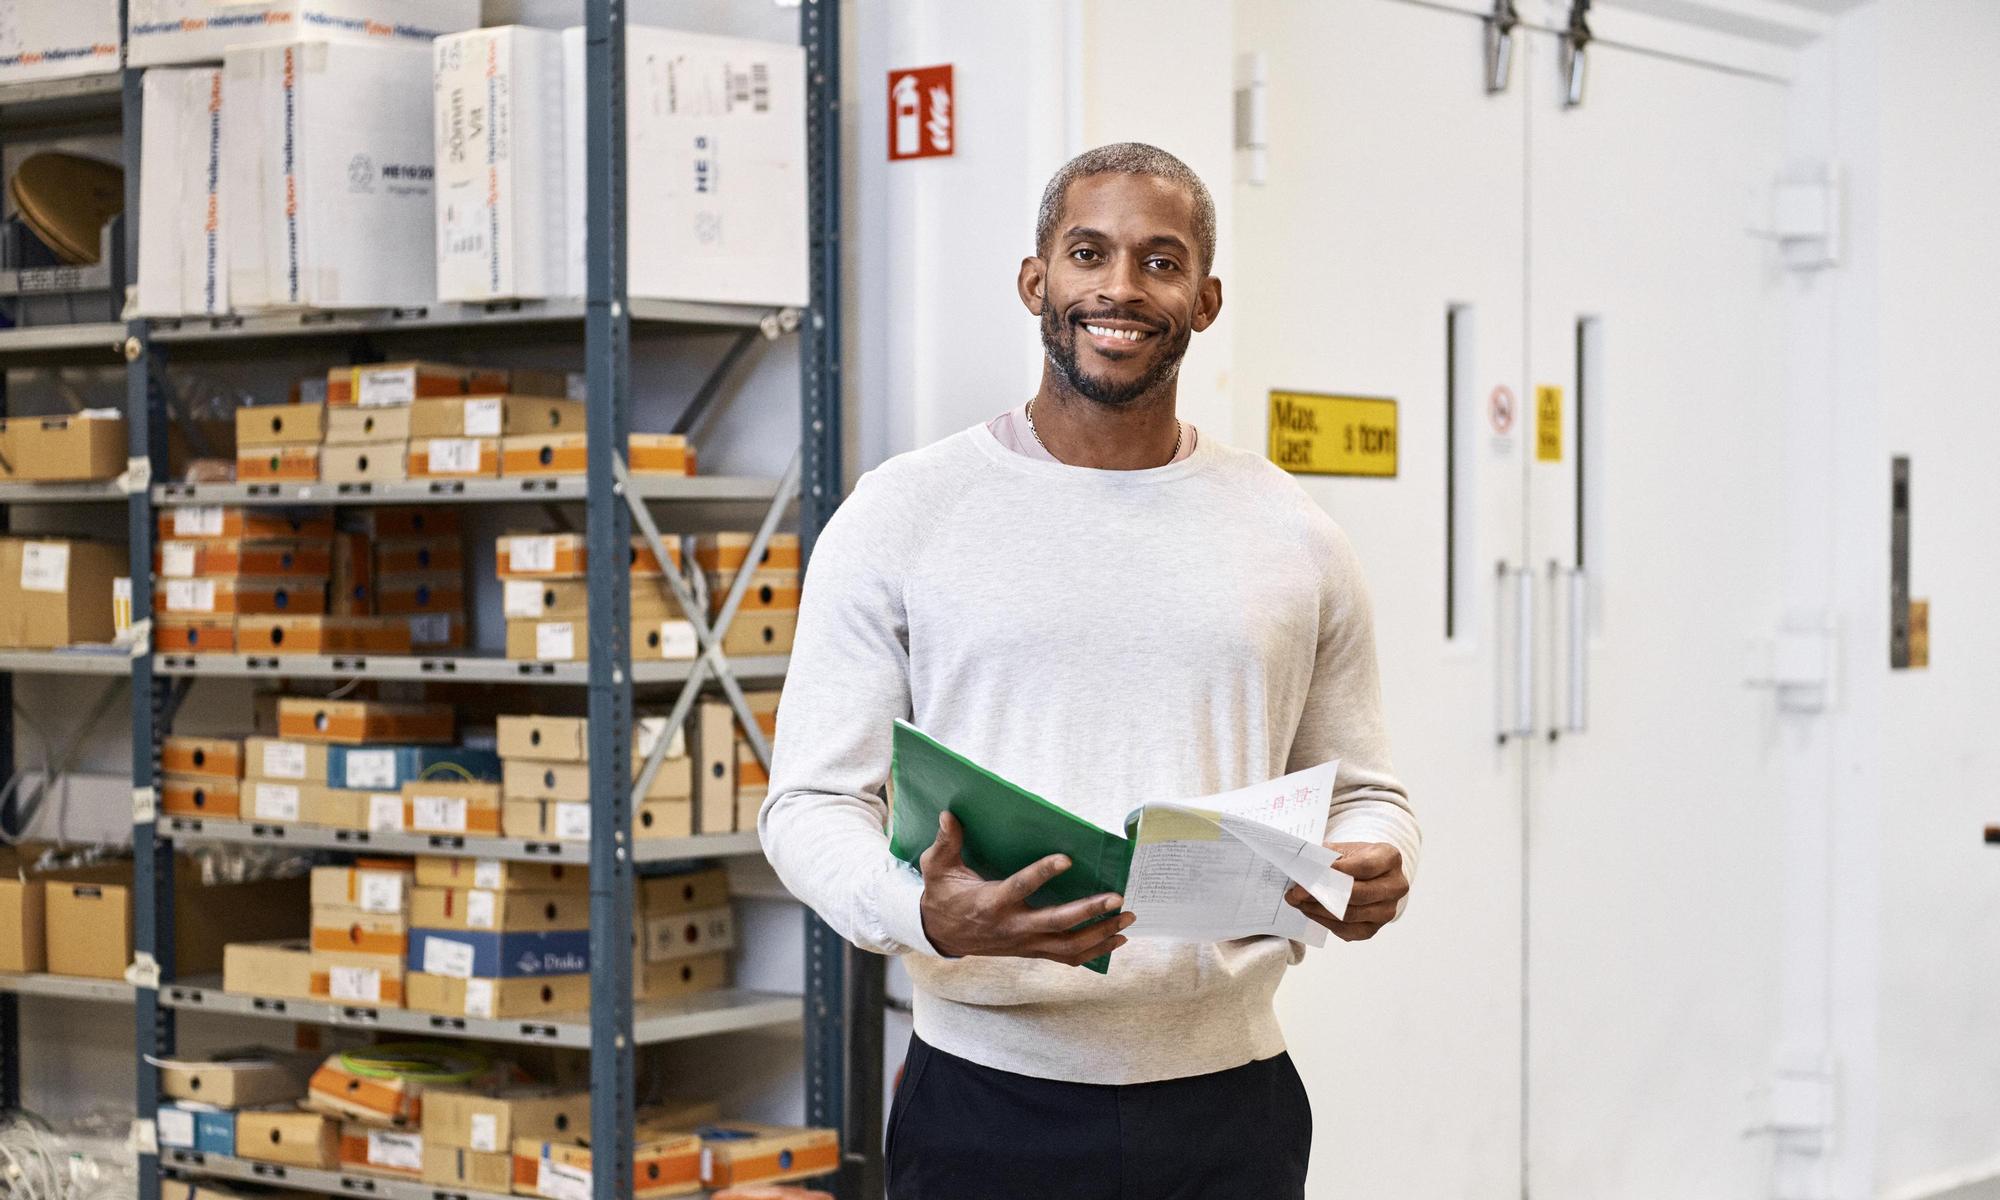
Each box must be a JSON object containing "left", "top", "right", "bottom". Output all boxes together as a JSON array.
[{"left": 1489, "top": 385, "right": 1516, "bottom": 435}]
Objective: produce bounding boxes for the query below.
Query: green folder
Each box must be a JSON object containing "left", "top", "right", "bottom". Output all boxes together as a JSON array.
[{"left": 888, "top": 720, "right": 1134, "bottom": 973}]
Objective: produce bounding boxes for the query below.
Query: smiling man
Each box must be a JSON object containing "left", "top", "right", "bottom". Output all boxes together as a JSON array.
[{"left": 761, "top": 143, "right": 1420, "bottom": 1199}]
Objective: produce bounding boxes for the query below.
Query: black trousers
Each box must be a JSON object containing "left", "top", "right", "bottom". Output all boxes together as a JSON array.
[{"left": 886, "top": 1034, "right": 1312, "bottom": 1200}]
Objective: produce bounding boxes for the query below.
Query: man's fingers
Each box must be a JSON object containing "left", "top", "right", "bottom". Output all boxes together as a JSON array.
[
  {"left": 1019, "top": 892, "right": 1125, "bottom": 933},
  {"left": 919, "top": 811, "right": 965, "bottom": 879},
  {"left": 1329, "top": 842, "right": 1402, "bottom": 881},
  {"left": 1002, "top": 852, "right": 1074, "bottom": 901},
  {"left": 1344, "top": 899, "right": 1400, "bottom": 925},
  {"left": 1348, "top": 875, "right": 1407, "bottom": 909},
  {"left": 1330, "top": 920, "right": 1382, "bottom": 942},
  {"left": 1041, "top": 927, "right": 1129, "bottom": 967}
]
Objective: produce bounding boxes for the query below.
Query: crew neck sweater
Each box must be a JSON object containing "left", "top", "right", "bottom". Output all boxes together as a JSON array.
[{"left": 759, "top": 421, "right": 1420, "bottom": 1085}]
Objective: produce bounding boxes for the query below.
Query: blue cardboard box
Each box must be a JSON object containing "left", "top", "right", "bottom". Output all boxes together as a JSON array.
[
  {"left": 194, "top": 1108, "right": 235, "bottom": 1156},
  {"left": 408, "top": 928, "right": 590, "bottom": 979},
  {"left": 326, "top": 746, "right": 501, "bottom": 791}
]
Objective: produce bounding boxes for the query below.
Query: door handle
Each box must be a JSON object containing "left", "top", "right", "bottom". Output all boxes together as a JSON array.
[
  {"left": 1497, "top": 562, "right": 1535, "bottom": 743},
  {"left": 1549, "top": 562, "right": 1588, "bottom": 736}
]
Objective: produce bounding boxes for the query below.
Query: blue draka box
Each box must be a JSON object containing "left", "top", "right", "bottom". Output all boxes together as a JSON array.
[
  {"left": 156, "top": 1103, "right": 235, "bottom": 1155},
  {"left": 325, "top": 746, "right": 502, "bottom": 791},
  {"left": 407, "top": 928, "right": 590, "bottom": 979}
]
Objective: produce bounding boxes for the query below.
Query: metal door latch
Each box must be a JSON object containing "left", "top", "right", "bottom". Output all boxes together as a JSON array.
[
  {"left": 1560, "top": 0, "right": 1593, "bottom": 108},
  {"left": 1485, "top": 0, "right": 1520, "bottom": 94}
]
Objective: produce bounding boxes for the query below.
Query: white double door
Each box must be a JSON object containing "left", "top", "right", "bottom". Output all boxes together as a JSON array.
[{"left": 1234, "top": 3, "right": 1791, "bottom": 1196}]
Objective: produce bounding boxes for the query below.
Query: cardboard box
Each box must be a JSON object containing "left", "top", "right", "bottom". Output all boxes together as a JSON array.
[
  {"left": 277, "top": 697, "right": 454, "bottom": 745},
  {"left": 330, "top": 531, "right": 372, "bottom": 615},
  {"left": 159, "top": 1057, "right": 305, "bottom": 1108},
  {"left": 235, "top": 403, "right": 324, "bottom": 447},
  {"left": 0, "top": 538, "right": 125, "bottom": 649},
  {"left": 245, "top": 737, "right": 330, "bottom": 783},
  {"left": 641, "top": 907, "right": 734, "bottom": 964},
  {"left": 502, "top": 799, "right": 589, "bottom": 842},
  {"left": 410, "top": 888, "right": 589, "bottom": 934},
  {"left": 135, "top": 71, "right": 230, "bottom": 316},
  {"left": 424, "top": 1088, "right": 588, "bottom": 1153},
  {"left": 374, "top": 572, "right": 465, "bottom": 618},
  {"left": 503, "top": 756, "right": 691, "bottom": 803},
  {"left": 155, "top": 1101, "right": 212, "bottom": 1152},
  {"left": 223, "top": 939, "right": 316, "bottom": 1000},
  {"left": 0, "top": 414, "right": 126, "bottom": 482},
  {"left": 163, "top": 774, "right": 241, "bottom": 819},
  {"left": 327, "top": 746, "right": 499, "bottom": 792},
  {"left": 310, "top": 951, "right": 405, "bottom": 1007},
  {"left": 327, "top": 363, "right": 506, "bottom": 409},
  {"left": 302, "top": 788, "right": 404, "bottom": 834},
  {"left": 721, "top": 610, "right": 797, "bottom": 657},
  {"left": 410, "top": 396, "right": 585, "bottom": 440},
  {"left": 705, "top": 568, "right": 800, "bottom": 616},
  {"left": 504, "top": 617, "right": 697, "bottom": 663},
  {"left": 163, "top": 736, "right": 243, "bottom": 779},
  {"left": 309, "top": 862, "right": 412, "bottom": 913},
  {"left": 399, "top": 611, "right": 466, "bottom": 652},
  {"left": 407, "top": 928, "right": 590, "bottom": 980},
  {"left": 403, "top": 781, "right": 502, "bottom": 837},
  {"left": 157, "top": 539, "right": 333, "bottom": 579},
  {"left": 693, "top": 532, "right": 801, "bottom": 574},
  {"left": 324, "top": 405, "right": 412, "bottom": 445},
  {"left": 374, "top": 537, "right": 462, "bottom": 576},
  {"left": 160, "top": 507, "right": 333, "bottom": 541},
  {"left": 404, "top": 971, "right": 589, "bottom": 1020},
  {"left": 0, "top": 2, "right": 119, "bottom": 86},
  {"left": 495, "top": 532, "right": 678, "bottom": 579},
  {"left": 496, "top": 714, "right": 679, "bottom": 764},
  {"left": 307, "top": 1057, "right": 423, "bottom": 1129},
  {"left": 224, "top": 39, "right": 441, "bottom": 310},
  {"left": 156, "top": 617, "right": 237, "bottom": 655},
  {"left": 45, "top": 868, "right": 309, "bottom": 980},
  {"left": 694, "top": 701, "right": 736, "bottom": 835},
  {"left": 408, "top": 437, "right": 500, "bottom": 479},
  {"left": 128, "top": 0, "right": 478, "bottom": 68},
  {"left": 636, "top": 951, "right": 728, "bottom": 1003},
  {"left": 639, "top": 867, "right": 729, "bottom": 916},
  {"left": 500, "top": 432, "right": 694, "bottom": 478},
  {"left": 420, "top": 1143, "right": 512, "bottom": 1192},
  {"left": 514, "top": 1130, "right": 703, "bottom": 1200},
  {"left": 340, "top": 1123, "right": 424, "bottom": 1178},
  {"left": 311, "top": 906, "right": 408, "bottom": 958},
  {"left": 502, "top": 578, "right": 683, "bottom": 623},
  {"left": 558, "top": 26, "right": 808, "bottom": 309},
  {"left": 235, "top": 1109, "right": 339, "bottom": 1169},
  {"left": 695, "top": 1123, "right": 841, "bottom": 1191},
  {"left": 413, "top": 857, "right": 585, "bottom": 893},
  {"left": 157, "top": 575, "right": 329, "bottom": 618},
  {"left": 243, "top": 780, "right": 327, "bottom": 825},
  {"left": 320, "top": 444, "right": 409, "bottom": 485},
  {"left": 236, "top": 615, "right": 412, "bottom": 656},
  {"left": 434, "top": 26, "right": 569, "bottom": 303}
]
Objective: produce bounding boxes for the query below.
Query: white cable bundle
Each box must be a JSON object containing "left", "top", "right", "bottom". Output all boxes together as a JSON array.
[{"left": 0, "top": 1113, "right": 137, "bottom": 1200}]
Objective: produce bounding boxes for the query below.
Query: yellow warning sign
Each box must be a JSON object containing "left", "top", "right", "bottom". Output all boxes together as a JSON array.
[
  {"left": 1908, "top": 599, "right": 1929, "bottom": 668},
  {"left": 1267, "top": 391, "right": 1397, "bottom": 478},
  {"left": 1535, "top": 385, "right": 1563, "bottom": 463}
]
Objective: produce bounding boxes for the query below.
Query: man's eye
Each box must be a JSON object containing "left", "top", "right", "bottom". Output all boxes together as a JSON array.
[
  {"left": 1147, "top": 257, "right": 1177, "bottom": 271},
  {"left": 1070, "top": 248, "right": 1098, "bottom": 262}
]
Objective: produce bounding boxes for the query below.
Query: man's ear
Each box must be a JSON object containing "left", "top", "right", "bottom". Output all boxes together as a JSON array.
[
  {"left": 1191, "top": 274, "right": 1223, "bottom": 333},
  {"left": 1018, "top": 256, "right": 1048, "bottom": 316}
]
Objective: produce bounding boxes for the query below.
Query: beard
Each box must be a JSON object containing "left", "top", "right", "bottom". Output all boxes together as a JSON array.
[{"left": 1039, "top": 299, "right": 1191, "bottom": 408}]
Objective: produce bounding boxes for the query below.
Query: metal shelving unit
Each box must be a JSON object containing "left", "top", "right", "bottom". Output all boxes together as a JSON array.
[
  {"left": 0, "top": 650, "right": 137, "bottom": 676},
  {"left": 153, "top": 473, "right": 788, "bottom": 507},
  {"left": 152, "top": 653, "right": 790, "bottom": 685},
  {"left": 0, "top": 973, "right": 134, "bottom": 1003},
  {"left": 163, "top": 818, "right": 765, "bottom": 867}
]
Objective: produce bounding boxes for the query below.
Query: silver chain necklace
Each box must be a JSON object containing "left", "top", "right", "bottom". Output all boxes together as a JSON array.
[{"left": 1026, "top": 399, "right": 1182, "bottom": 466}]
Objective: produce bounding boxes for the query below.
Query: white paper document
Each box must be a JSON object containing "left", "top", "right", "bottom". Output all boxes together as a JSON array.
[{"left": 1121, "top": 761, "right": 1353, "bottom": 947}]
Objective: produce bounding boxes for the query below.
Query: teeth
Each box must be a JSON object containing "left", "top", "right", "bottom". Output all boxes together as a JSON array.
[{"left": 1085, "top": 325, "right": 1146, "bottom": 342}]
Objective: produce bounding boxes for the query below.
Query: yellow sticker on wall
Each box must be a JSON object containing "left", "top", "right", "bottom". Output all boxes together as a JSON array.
[
  {"left": 1267, "top": 391, "right": 1397, "bottom": 478},
  {"left": 1535, "top": 385, "right": 1563, "bottom": 462}
]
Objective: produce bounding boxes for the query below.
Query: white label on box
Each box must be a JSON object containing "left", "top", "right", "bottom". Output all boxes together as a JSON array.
[
  {"left": 174, "top": 507, "right": 224, "bottom": 537},
  {"left": 422, "top": 936, "right": 476, "bottom": 979},
  {"left": 412, "top": 795, "right": 468, "bottom": 833},
  {"left": 358, "top": 369, "right": 415, "bottom": 408},
  {"left": 554, "top": 802, "right": 591, "bottom": 841},
  {"left": 20, "top": 544, "right": 70, "bottom": 593},
  {"left": 330, "top": 965, "right": 383, "bottom": 1004},
  {"left": 538, "top": 1155, "right": 592, "bottom": 1200},
  {"left": 510, "top": 536, "right": 557, "bottom": 574},
  {"left": 472, "top": 860, "right": 503, "bottom": 890},
  {"left": 165, "top": 579, "right": 216, "bottom": 613},
  {"left": 634, "top": 717, "right": 686, "bottom": 761},
  {"left": 408, "top": 613, "right": 452, "bottom": 646},
  {"left": 357, "top": 872, "right": 404, "bottom": 914},
  {"left": 161, "top": 543, "right": 198, "bottom": 578},
  {"left": 468, "top": 1112, "right": 500, "bottom": 1153},
  {"left": 462, "top": 398, "right": 502, "bottom": 437},
  {"left": 654, "top": 620, "right": 699, "bottom": 660},
  {"left": 367, "top": 794, "right": 404, "bottom": 833},
  {"left": 536, "top": 621, "right": 576, "bottom": 661},
  {"left": 367, "top": 1130, "right": 423, "bottom": 1171},
  {"left": 261, "top": 741, "right": 307, "bottom": 780},
  {"left": 343, "top": 749, "right": 397, "bottom": 790},
  {"left": 503, "top": 580, "right": 546, "bottom": 618},
  {"left": 427, "top": 439, "right": 482, "bottom": 475},
  {"left": 462, "top": 977, "right": 496, "bottom": 1019},
  {"left": 253, "top": 783, "right": 300, "bottom": 821},
  {"left": 157, "top": 1108, "right": 195, "bottom": 1149},
  {"left": 465, "top": 890, "right": 497, "bottom": 929}
]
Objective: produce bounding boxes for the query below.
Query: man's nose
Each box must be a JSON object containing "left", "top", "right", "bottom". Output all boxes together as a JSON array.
[{"left": 1096, "top": 254, "right": 1149, "bottom": 307}]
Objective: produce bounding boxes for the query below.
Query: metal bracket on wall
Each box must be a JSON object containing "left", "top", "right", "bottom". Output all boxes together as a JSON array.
[
  {"left": 1560, "top": 0, "right": 1593, "bottom": 108},
  {"left": 1484, "top": 0, "right": 1521, "bottom": 94}
]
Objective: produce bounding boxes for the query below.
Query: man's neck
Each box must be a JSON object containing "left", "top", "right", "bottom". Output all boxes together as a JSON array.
[{"left": 1028, "top": 372, "right": 1182, "bottom": 471}]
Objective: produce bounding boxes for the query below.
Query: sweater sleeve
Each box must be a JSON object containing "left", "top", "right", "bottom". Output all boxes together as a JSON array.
[
  {"left": 1287, "top": 514, "right": 1422, "bottom": 916},
  {"left": 757, "top": 466, "right": 945, "bottom": 958}
]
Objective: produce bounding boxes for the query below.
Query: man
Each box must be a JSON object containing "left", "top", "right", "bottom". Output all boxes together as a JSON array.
[{"left": 761, "top": 143, "right": 1419, "bottom": 1199}]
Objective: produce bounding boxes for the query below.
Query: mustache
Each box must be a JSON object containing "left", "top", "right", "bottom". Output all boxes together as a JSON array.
[{"left": 1068, "top": 309, "right": 1166, "bottom": 333}]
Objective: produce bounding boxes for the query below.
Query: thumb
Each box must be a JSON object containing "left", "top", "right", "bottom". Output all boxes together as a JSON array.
[{"left": 921, "top": 810, "right": 963, "bottom": 877}]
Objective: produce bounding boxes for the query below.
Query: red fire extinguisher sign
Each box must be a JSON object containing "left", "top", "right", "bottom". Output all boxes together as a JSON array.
[{"left": 888, "top": 64, "right": 954, "bottom": 161}]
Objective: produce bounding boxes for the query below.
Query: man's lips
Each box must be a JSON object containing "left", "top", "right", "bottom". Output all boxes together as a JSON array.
[{"left": 1075, "top": 317, "right": 1161, "bottom": 353}]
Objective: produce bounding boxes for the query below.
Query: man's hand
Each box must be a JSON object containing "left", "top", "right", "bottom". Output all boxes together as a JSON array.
[
  {"left": 1286, "top": 842, "right": 1408, "bottom": 942},
  {"left": 918, "top": 811, "right": 1133, "bottom": 964}
]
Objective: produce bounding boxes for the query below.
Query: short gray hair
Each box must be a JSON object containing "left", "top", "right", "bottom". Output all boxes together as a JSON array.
[{"left": 1035, "top": 143, "right": 1216, "bottom": 275}]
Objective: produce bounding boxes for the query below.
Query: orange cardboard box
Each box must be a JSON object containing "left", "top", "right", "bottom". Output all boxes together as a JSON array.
[
  {"left": 399, "top": 611, "right": 467, "bottom": 651},
  {"left": 342, "top": 508, "right": 461, "bottom": 539},
  {"left": 327, "top": 361, "right": 507, "bottom": 407},
  {"left": 498, "top": 432, "right": 695, "bottom": 478},
  {"left": 276, "top": 698, "right": 454, "bottom": 745},
  {"left": 156, "top": 575, "right": 328, "bottom": 617},
  {"left": 156, "top": 616, "right": 237, "bottom": 654},
  {"left": 330, "top": 531, "right": 372, "bottom": 615},
  {"left": 695, "top": 1123, "right": 841, "bottom": 1191},
  {"left": 163, "top": 774, "right": 241, "bottom": 819},
  {"left": 339, "top": 1123, "right": 424, "bottom": 1178},
  {"left": 704, "top": 568, "right": 799, "bottom": 616},
  {"left": 502, "top": 578, "right": 682, "bottom": 623},
  {"left": 321, "top": 443, "right": 409, "bottom": 485},
  {"left": 157, "top": 507, "right": 334, "bottom": 541},
  {"left": 155, "top": 538, "right": 332, "bottom": 578},
  {"left": 407, "top": 438, "right": 500, "bottom": 479},
  {"left": 374, "top": 537, "right": 462, "bottom": 575},
  {"left": 403, "top": 781, "right": 503, "bottom": 836},
  {"left": 503, "top": 617, "right": 697, "bottom": 663},
  {"left": 236, "top": 615, "right": 413, "bottom": 656},
  {"left": 693, "top": 532, "right": 801, "bottom": 573},
  {"left": 309, "top": 951, "right": 406, "bottom": 1007},
  {"left": 410, "top": 395, "right": 585, "bottom": 439},
  {"left": 236, "top": 445, "right": 321, "bottom": 483},
  {"left": 494, "top": 533, "right": 678, "bottom": 580},
  {"left": 309, "top": 907, "right": 409, "bottom": 958},
  {"left": 162, "top": 735, "right": 243, "bottom": 779},
  {"left": 512, "top": 1131, "right": 702, "bottom": 1200},
  {"left": 375, "top": 572, "right": 465, "bottom": 617}
]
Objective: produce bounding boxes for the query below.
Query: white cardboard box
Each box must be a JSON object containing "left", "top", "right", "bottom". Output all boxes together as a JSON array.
[
  {"left": 433, "top": 26, "right": 568, "bottom": 303},
  {"left": 137, "top": 67, "right": 231, "bottom": 318},
  {"left": 560, "top": 26, "right": 808, "bottom": 307},
  {"left": 0, "top": 2, "right": 119, "bottom": 85},
  {"left": 127, "top": 0, "right": 478, "bottom": 69},
  {"left": 224, "top": 40, "right": 436, "bottom": 311}
]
